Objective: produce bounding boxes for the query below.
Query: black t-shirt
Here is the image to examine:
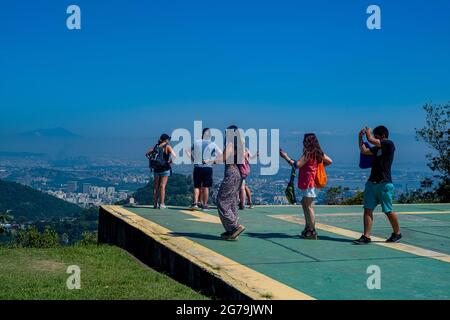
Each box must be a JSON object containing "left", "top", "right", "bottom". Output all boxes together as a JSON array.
[{"left": 368, "top": 140, "right": 395, "bottom": 183}]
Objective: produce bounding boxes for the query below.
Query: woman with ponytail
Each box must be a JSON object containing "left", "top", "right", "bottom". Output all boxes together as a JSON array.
[{"left": 280, "top": 133, "right": 332, "bottom": 239}]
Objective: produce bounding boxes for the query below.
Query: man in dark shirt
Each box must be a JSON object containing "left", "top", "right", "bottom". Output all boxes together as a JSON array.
[{"left": 354, "top": 125, "right": 402, "bottom": 244}]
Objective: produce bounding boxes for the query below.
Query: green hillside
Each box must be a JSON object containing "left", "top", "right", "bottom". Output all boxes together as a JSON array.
[
  {"left": 0, "top": 245, "right": 207, "bottom": 300},
  {"left": 123, "top": 173, "right": 194, "bottom": 206},
  {"left": 0, "top": 179, "right": 83, "bottom": 220}
]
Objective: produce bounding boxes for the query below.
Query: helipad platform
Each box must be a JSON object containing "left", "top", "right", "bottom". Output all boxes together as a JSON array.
[{"left": 98, "top": 204, "right": 450, "bottom": 300}]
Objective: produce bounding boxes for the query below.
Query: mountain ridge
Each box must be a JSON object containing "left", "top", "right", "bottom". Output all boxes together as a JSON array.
[{"left": 0, "top": 179, "right": 83, "bottom": 221}]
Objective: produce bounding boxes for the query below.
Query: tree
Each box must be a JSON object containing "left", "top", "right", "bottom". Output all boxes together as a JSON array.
[
  {"left": 75, "top": 231, "right": 98, "bottom": 246},
  {"left": 324, "top": 187, "right": 347, "bottom": 205},
  {"left": 397, "top": 178, "right": 438, "bottom": 203},
  {"left": 324, "top": 187, "right": 364, "bottom": 205},
  {"left": 342, "top": 191, "right": 364, "bottom": 205},
  {"left": 0, "top": 210, "right": 13, "bottom": 235},
  {"left": 13, "top": 226, "right": 60, "bottom": 248},
  {"left": 415, "top": 103, "right": 450, "bottom": 202}
]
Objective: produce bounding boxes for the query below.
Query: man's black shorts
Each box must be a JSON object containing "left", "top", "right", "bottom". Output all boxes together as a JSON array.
[{"left": 193, "top": 167, "right": 213, "bottom": 188}]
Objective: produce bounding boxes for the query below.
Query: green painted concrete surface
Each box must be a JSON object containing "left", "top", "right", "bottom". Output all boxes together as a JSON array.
[{"left": 126, "top": 204, "right": 450, "bottom": 300}]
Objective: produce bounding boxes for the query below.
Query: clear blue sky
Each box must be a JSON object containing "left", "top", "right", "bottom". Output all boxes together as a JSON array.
[{"left": 0, "top": 0, "right": 449, "bottom": 138}]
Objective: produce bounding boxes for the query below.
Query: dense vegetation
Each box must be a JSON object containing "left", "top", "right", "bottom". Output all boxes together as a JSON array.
[
  {"left": 0, "top": 179, "right": 83, "bottom": 221},
  {"left": 0, "top": 179, "right": 98, "bottom": 246},
  {"left": 31, "top": 207, "right": 99, "bottom": 245},
  {"left": 400, "top": 103, "right": 449, "bottom": 203},
  {"left": 324, "top": 187, "right": 364, "bottom": 205}
]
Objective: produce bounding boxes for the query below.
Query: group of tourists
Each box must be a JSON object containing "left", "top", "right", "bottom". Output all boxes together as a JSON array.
[{"left": 145, "top": 125, "right": 402, "bottom": 244}]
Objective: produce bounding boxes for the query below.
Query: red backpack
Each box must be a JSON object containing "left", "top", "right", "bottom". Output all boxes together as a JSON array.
[{"left": 238, "top": 157, "right": 251, "bottom": 179}]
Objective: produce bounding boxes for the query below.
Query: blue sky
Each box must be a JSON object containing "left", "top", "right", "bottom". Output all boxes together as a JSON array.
[{"left": 0, "top": 0, "right": 449, "bottom": 139}]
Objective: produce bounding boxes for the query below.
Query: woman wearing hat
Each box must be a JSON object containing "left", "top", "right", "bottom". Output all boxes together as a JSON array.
[{"left": 145, "top": 134, "right": 176, "bottom": 209}]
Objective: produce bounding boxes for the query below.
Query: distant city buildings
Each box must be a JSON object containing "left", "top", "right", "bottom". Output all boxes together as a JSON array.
[
  {"left": 273, "top": 195, "right": 288, "bottom": 205},
  {"left": 47, "top": 184, "right": 129, "bottom": 208},
  {"left": 82, "top": 183, "right": 91, "bottom": 193},
  {"left": 66, "top": 181, "right": 78, "bottom": 193},
  {"left": 0, "top": 156, "right": 434, "bottom": 207}
]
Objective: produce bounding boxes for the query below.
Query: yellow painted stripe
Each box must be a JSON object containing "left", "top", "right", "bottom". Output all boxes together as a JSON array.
[
  {"left": 315, "top": 211, "right": 450, "bottom": 217},
  {"left": 103, "top": 205, "right": 314, "bottom": 300},
  {"left": 260, "top": 203, "right": 450, "bottom": 208},
  {"left": 179, "top": 210, "right": 222, "bottom": 224},
  {"left": 270, "top": 214, "right": 450, "bottom": 264}
]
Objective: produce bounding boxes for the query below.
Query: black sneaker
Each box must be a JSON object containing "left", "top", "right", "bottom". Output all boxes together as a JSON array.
[
  {"left": 238, "top": 203, "right": 245, "bottom": 210},
  {"left": 353, "top": 235, "right": 371, "bottom": 245},
  {"left": 386, "top": 233, "right": 402, "bottom": 243}
]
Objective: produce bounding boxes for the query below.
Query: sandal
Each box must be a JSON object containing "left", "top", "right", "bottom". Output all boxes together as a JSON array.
[{"left": 302, "top": 229, "right": 318, "bottom": 240}]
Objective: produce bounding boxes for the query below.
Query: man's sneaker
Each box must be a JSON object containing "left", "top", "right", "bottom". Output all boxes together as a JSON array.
[
  {"left": 190, "top": 203, "right": 199, "bottom": 211},
  {"left": 202, "top": 204, "right": 209, "bottom": 211},
  {"left": 353, "top": 235, "right": 371, "bottom": 245},
  {"left": 229, "top": 225, "right": 246, "bottom": 240},
  {"left": 386, "top": 233, "right": 402, "bottom": 243}
]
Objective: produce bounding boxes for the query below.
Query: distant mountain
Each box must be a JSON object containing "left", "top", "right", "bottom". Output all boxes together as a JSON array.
[
  {"left": 0, "top": 151, "right": 46, "bottom": 157},
  {"left": 20, "top": 127, "right": 80, "bottom": 138},
  {"left": 0, "top": 179, "right": 83, "bottom": 221}
]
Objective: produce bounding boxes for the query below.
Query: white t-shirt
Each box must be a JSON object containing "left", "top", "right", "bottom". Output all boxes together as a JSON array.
[{"left": 192, "top": 139, "right": 221, "bottom": 168}]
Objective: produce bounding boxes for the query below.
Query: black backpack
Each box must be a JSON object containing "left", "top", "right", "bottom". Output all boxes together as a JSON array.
[{"left": 149, "top": 144, "right": 170, "bottom": 172}]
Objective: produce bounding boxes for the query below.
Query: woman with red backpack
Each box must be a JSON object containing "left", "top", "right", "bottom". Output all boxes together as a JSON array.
[
  {"left": 239, "top": 149, "right": 259, "bottom": 210},
  {"left": 280, "top": 133, "right": 333, "bottom": 239},
  {"left": 145, "top": 134, "right": 177, "bottom": 209}
]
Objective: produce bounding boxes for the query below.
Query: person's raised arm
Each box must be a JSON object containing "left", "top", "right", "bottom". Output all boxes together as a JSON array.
[
  {"left": 359, "top": 129, "right": 373, "bottom": 155},
  {"left": 247, "top": 149, "right": 259, "bottom": 160},
  {"left": 184, "top": 148, "right": 193, "bottom": 163},
  {"left": 280, "top": 149, "right": 306, "bottom": 169},
  {"left": 167, "top": 145, "right": 177, "bottom": 162},
  {"left": 323, "top": 154, "right": 333, "bottom": 167},
  {"left": 365, "top": 127, "right": 381, "bottom": 148},
  {"left": 205, "top": 143, "right": 223, "bottom": 165}
]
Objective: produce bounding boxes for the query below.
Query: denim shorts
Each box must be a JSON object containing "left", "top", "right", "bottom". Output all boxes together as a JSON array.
[
  {"left": 300, "top": 187, "right": 317, "bottom": 198},
  {"left": 364, "top": 181, "right": 394, "bottom": 213},
  {"left": 154, "top": 169, "right": 171, "bottom": 177}
]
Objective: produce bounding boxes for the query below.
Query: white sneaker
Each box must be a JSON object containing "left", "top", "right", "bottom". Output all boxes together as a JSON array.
[{"left": 159, "top": 204, "right": 167, "bottom": 209}]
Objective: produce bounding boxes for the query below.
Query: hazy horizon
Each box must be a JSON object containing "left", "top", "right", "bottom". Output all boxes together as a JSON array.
[{"left": 1, "top": 1, "right": 448, "bottom": 170}]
